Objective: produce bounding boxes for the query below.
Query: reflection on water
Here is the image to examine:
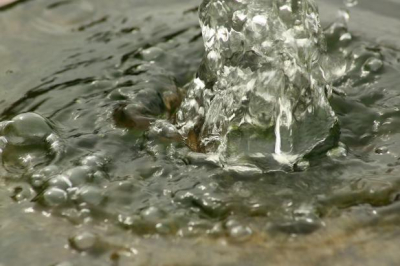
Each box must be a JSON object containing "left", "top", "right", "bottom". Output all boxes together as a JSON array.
[{"left": 1, "top": 0, "right": 400, "bottom": 265}]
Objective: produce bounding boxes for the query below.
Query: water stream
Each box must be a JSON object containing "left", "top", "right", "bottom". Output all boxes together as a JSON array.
[{"left": 176, "top": 0, "right": 339, "bottom": 170}]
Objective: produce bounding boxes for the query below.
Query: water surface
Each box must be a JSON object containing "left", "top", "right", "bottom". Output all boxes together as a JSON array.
[{"left": 1, "top": 0, "right": 400, "bottom": 265}]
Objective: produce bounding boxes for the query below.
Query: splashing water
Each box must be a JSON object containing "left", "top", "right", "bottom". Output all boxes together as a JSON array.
[
  {"left": 4, "top": 0, "right": 400, "bottom": 264},
  {"left": 176, "top": 0, "right": 339, "bottom": 169}
]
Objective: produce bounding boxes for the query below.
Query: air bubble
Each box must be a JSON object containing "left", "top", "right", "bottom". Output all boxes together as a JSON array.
[
  {"left": 3, "top": 113, "right": 54, "bottom": 145},
  {"left": 80, "top": 153, "right": 107, "bottom": 169},
  {"left": 63, "top": 166, "right": 92, "bottom": 186},
  {"left": 232, "top": 182, "right": 251, "bottom": 198},
  {"left": 294, "top": 160, "right": 310, "bottom": 172},
  {"left": 115, "top": 180, "right": 136, "bottom": 192},
  {"left": 48, "top": 175, "right": 73, "bottom": 190},
  {"left": 0, "top": 113, "right": 62, "bottom": 171},
  {"left": 147, "top": 120, "right": 182, "bottom": 142},
  {"left": 54, "top": 262, "right": 74, "bottom": 266},
  {"left": 141, "top": 206, "right": 165, "bottom": 223},
  {"left": 375, "top": 146, "right": 389, "bottom": 154},
  {"left": 344, "top": 0, "right": 358, "bottom": 8},
  {"left": 337, "top": 8, "right": 350, "bottom": 24},
  {"left": 43, "top": 187, "right": 68, "bottom": 207},
  {"left": 118, "top": 214, "right": 138, "bottom": 227},
  {"left": 327, "top": 143, "right": 348, "bottom": 158},
  {"left": 70, "top": 232, "right": 97, "bottom": 251},
  {"left": 229, "top": 225, "right": 252, "bottom": 241},
  {"left": 364, "top": 58, "right": 383, "bottom": 73},
  {"left": 232, "top": 10, "right": 247, "bottom": 30},
  {"left": 77, "top": 186, "right": 104, "bottom": 206},
  {"left": 207, "top": 222, "right": 224, "bottom": 237},
  {"left": 10, "top": 184, "right": 34, "bottom": 202},
  {"left": 92, "top": 171, "right": 109, "bottom": 186},
  {"left": 31, "top": 173, "right": 49, "bottom": 188},
  {"left": 155, "top": 223, "right": 171, "bottom": 234},
  {"left": 142, "top": 47, "right": 164, "bottom": 61},
  {"left": 339, "top": 32, "right": 352, "bottom": 42}
]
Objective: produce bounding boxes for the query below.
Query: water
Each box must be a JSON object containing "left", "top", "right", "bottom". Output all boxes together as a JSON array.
[
  {"left": 1, "top": 0, "right": 400, "bottom": 265},
  {"left": 176, "top": 0, "right": 338, "bottom": 169}
]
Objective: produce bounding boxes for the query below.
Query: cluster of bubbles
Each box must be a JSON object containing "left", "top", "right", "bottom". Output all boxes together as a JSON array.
[
  {"left": 0, "top": 113, "right": 109, "bottom": 217},
  {"left": 30, "top": 152, "right": 108, "bottom": 208}
]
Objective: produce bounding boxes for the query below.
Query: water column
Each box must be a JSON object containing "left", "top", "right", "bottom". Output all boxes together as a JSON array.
[{"left": 177, "top": 0, "right": 339, "bottom": 169}]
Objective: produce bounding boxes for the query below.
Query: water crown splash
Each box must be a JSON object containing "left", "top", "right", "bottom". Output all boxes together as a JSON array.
[{"left": 176, "top": 0, "right": 339, "bottom": 170}]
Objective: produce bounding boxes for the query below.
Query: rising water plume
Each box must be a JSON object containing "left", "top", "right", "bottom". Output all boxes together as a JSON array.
[{"left": 176, "top": 0, "right": 339, "bottom": 169}]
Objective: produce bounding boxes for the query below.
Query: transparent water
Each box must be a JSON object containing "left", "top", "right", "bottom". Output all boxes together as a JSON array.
[
  {"left": 177, "top": 0, "right": 339, "bottom": 169},
  {"left": 0, "top": 0, "right": 400, "bottom": 265}
]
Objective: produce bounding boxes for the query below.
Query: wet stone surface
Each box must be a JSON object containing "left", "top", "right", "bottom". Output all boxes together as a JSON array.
[{"left": 1, "top": 0, "right": 400, "bottom": 265}]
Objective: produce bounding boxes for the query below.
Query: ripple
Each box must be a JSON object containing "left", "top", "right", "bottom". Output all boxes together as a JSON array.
[{"left": 33, "top": 0, "right": 95, "bottom": 35}]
